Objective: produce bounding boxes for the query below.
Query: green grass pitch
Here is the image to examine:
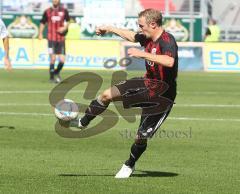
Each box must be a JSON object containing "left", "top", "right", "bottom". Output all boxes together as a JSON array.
[{"left": 0, "top": 69, "right": 239, "bottom": 194}]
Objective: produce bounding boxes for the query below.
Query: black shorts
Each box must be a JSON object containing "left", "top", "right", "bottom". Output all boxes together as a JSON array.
[
  {"left": 115, "top": 77, "right": 176, "bottom": 139},
  {"left": 48, "top": 41, "right": 65, "bottom": 55}
]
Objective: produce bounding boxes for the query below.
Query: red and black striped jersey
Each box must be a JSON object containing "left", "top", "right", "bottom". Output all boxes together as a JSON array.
[
  {"left": 135, "top": 31, "right": 178, "bottom": 87},
  {"left": 40, "top": 6, "right": 70, "bottom": 42}
]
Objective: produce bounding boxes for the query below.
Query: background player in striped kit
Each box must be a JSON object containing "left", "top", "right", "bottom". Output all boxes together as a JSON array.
[{"left": 38, "top": 0, "right": 70, "bottom": 83}]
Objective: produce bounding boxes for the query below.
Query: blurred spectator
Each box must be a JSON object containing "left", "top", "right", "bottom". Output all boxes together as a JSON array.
[
  {"left": 0, "top": 18, "right": 12, "bottom": 71},
  {"left": 204, "top": 18, "right": 220, "bottom": 42}
]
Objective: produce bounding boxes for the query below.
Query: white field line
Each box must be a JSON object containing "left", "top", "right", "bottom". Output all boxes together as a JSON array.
[
  {"left": 0, "top": 103, "right": 50, "bottom": 106},
  {"left": 0, "top": 111, "right": 240, "bottom": 122},
  {"left": 168, "top": 117, "right": 240, "bottom": 122},
  {"left": 175, "top": 104, "right": 240, "bottom": 108},
  {"left": 0, "top": 103, "right": 240, "bottom": 108},
  {"left": 0, "top": 112, "right": 52, "bottom": 116}
]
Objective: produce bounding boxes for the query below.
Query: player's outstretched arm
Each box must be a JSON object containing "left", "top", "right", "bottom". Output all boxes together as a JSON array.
[{"left": 96, "top": 26, "right": 136, "bottom": 42}]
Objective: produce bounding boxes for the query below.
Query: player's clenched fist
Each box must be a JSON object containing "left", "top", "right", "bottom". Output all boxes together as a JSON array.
[{"left": 96, "top": 26, "right": 111, "bottom": 36}]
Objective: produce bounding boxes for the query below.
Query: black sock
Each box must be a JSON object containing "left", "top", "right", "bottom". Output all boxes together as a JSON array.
[
  {"left": 80, "top": 99, "right": 108, "bottom": 126},
  {"left": 125, "top": 143, "right": 147, "bottom": 168},
  {"left": 49, "top": 64, "right": 55, "bottom": 79},
  {"left": 55, "top": 62, "right": 64, "bottom": 75}
]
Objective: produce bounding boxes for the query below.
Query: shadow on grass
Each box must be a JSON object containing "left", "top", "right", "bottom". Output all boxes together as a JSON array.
[
  {"left": 0, "top": 126, "right": 15, "bottom": 130},
  {"left": 132, "top": 170, "right": 178, "bottom": 177},
  {"left": 58, "top": 170, "right": 178, "bottom": 178},
  {"left": 58, "top": 173, "right": 113, "bottom": 177}
]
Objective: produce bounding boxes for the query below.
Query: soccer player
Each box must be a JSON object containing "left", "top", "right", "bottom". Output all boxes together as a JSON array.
[
  {"left": 0, "top": 18, "right": 12, "bottom": 71},
  {"left": 39, "top": 0, "right": 70, "bottom": 83},
  {"left": 68, "top": 9, "right": 178, "bottom": 178}
]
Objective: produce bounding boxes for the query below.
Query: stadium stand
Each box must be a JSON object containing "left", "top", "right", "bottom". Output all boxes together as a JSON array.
[
  {"left": 209, "top": 0, "right": 240, "bottom": 41},
  {"left": 138, "top": 0, "right": 176, "bottom": 12},
  {"left": 1, "top": 0, "right": 240, "bottom": 41},
  {"left": 178, "top": 0, "right": 201, "bottom": 12}
]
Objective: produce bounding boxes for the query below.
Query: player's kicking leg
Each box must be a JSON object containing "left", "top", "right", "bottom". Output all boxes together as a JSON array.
[{"left": 69, "top": 86, "right": 122, "bottom": 129}]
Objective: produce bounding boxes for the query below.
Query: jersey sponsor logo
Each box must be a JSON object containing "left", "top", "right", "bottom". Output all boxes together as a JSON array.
[
  {"left": 147, "top": 48, "right": 156, "bottom": 66},
  {"left": 51, "top": 16, "right": 61, "bottom": 22}
]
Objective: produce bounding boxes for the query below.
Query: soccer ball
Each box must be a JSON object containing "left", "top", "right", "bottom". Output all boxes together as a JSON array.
[{"left": 54, "top": 99, "right": 79, "bottom": 121}]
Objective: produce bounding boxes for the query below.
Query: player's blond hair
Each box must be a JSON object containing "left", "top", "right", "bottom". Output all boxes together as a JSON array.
[{"left": 138, "top": 9, "right": 162, "bottom": 26}]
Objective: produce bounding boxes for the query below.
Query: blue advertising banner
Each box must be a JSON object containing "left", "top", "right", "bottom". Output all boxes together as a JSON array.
[
  {"left": 0, "top": 39, "right": 122, "bottom": 70},
  {"left": 204, "top": 43, "right": 240, "bottom": 71},
  {"left": 178, "top": 42, "right": 203, "bottom": 71}
]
